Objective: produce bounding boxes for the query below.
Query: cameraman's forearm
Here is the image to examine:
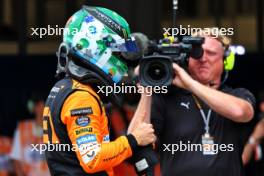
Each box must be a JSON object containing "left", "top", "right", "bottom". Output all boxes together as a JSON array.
[
  {"left": 190, "top": 80, "right": 254, "bottom": 122},
  {"left": 128, "top": 94, "right": 152, "bottom": 133}
]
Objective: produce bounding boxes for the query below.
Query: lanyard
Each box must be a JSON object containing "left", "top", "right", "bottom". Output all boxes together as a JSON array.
[{"left": 192, "top": 95, "right": 212, "bottom": 134}]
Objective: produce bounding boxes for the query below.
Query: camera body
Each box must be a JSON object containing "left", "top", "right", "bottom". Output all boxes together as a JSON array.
[{"left": 139, "top": 36, "right": 204, "bottom": 87}]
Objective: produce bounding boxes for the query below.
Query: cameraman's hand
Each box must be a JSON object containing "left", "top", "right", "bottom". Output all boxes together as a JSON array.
[
  {"left": 172, "top": 63, "right": 195, "bottom": 90},
  {"left": 134, "top": 65, "right": 140, "bottom": 76}
]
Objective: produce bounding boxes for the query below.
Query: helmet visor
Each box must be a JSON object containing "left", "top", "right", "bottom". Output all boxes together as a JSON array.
[{"left": 109, "top": 37, "right": 138, "bottom": 52}]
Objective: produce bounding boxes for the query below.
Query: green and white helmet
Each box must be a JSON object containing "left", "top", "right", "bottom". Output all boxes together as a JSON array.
[{"left": 62, "top": 6, "right": 137, "bottom": 83}]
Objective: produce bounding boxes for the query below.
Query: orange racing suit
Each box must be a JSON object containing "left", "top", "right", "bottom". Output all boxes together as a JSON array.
[{"left": 43, "top": 78, "right": 138, "bottom": 176}]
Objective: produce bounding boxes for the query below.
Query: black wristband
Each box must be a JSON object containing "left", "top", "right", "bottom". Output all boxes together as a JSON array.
[
  {"left": 126, "top": 134, "right": 139, "bottom": 153},
  {"left": 132, "top": 145, "right": 159, "bottom": 175}
]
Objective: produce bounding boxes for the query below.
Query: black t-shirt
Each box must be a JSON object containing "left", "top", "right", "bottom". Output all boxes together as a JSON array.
[{"left": 151, "top": 85, "right": 255, "bottom": 176}]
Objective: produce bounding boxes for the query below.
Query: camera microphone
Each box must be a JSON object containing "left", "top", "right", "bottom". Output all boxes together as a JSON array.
[{"left": 121, "top": 33, "right": 149, "bottom": 61}]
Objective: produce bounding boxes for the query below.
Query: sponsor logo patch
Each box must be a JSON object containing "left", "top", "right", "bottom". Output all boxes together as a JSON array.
[
  {"left": 79, "top": 142, "right": 100, "bottom": 155},
  {"left": 103, "top": 135, "right": 110, "bottom": 143},
  {"left": 75, "top": 127, "right": 93, "bottom": 135},
  {"left": 81, "top": 145, "right": 100, "bottom": 164},
  {"left": 76, "top": 134, "right": 96, "bottom": 146},
  {"left": 75, "top": 116, "right": 90, "bottom": 127},
  {"left": 71, "top": 107, "right": 93, "bottom": 116}
]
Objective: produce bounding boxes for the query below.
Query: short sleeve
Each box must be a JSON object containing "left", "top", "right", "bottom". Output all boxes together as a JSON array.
[
  {"left": 227, "top": 88, "right": 256, "bottom": 146},
  {"left": 229, "top": 88, "right": 256, "bottom": 109}
]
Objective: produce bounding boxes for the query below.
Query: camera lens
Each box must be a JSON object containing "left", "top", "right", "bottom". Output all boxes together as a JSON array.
[
  {"left": 139, "top": 56, "right": 173, "bottom": 87},
  {"left": 147, "top": 62, "right": 166, "bottom": 81}
]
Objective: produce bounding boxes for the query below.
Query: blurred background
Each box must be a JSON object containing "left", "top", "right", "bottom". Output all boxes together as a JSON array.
[{"left": 0, "top": 0, "right": 263, "bottom": 175}]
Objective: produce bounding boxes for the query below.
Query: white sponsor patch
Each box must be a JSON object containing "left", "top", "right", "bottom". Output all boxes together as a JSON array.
[
  {"left": 79, "top": 142, "right": 99, "bottom": 155},
  {"left": 81, "top": 144, "right": 101, "bottom": 164}
]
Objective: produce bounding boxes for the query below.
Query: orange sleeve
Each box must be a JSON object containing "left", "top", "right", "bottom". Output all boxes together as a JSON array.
[{"left": 61, "top": 91, "right": 133, "bottom": 173}]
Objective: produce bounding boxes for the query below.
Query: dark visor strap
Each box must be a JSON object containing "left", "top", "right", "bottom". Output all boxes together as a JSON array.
[{"left": 84, "top": 6, "right": 128, "bottom": 39}]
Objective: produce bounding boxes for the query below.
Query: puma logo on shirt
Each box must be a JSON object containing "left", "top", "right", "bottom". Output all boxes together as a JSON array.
[{"left": 180, "top": 102, "right": 190, "bottom": 109}]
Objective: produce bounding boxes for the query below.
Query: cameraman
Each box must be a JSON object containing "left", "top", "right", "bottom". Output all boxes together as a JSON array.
[{"left": 137, "top": 28, "right": 255, "bottom": 176}]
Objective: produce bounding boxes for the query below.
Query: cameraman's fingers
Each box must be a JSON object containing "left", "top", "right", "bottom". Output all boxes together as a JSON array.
[
  {"left": 134, "top": 65, "right": 140, "bottom": 76},
  {"left": 172, "top": 63, "right": 183, "bottom": 73}
]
